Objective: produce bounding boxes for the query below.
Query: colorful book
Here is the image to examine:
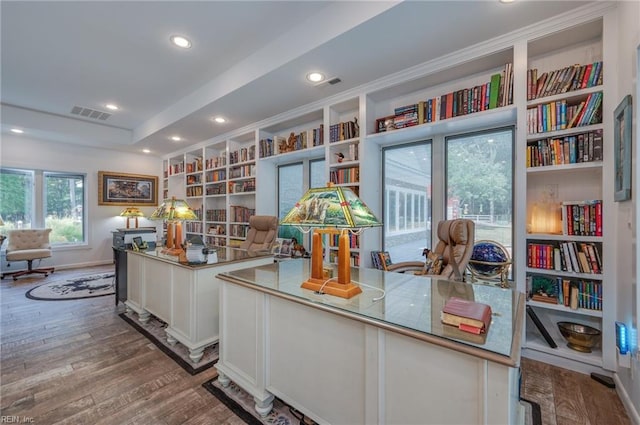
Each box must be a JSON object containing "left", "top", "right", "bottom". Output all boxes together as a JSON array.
[
  {"left": 441, "top": 297, "right": 492, "bottom": 334},
  {"left": 488, "top": 73, "right": 501, "bottom": 109}
]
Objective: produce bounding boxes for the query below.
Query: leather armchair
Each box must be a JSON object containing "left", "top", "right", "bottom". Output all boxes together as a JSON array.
[
  {"left": 1, "top": 229, "right": 55, "bottom": 281},
  {"left": 386, "top": 219, "right": 475, "bottom": 280},
  {"left": 239, "top": 216, "right": 278, "bottom": 252}
]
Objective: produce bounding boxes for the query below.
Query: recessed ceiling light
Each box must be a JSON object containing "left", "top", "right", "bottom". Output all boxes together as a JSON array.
[
  {"left": 10, "top": 128, "right": 24, "bottom": 134},
  {"left": 499, "top": 0, "right": 515, "bottom": 3},
  {"left": 170, "top": 35, "right": 192, "bottom": 49},
  {"left": 171, "top": 136, "right": 182, "bottom": 142},
  {"left": 142, "top": 149, "right": 151, "bottom": 154},
  {"left": 213, "top": 117, "right": 226, "bottom": 124},
  {"left": 105, "top": 103, "right": 119, "bottom": 111},
  {"left": 306, "top": 72, "right": 325, "bottom": 83}
]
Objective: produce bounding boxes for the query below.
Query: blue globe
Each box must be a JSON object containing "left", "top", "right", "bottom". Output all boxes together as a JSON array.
[{"left": 469, "top": 240, "right": 510, "bottom": 278}]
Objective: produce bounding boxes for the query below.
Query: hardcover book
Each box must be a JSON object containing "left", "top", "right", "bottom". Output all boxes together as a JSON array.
[{"left": 441, "top": 297, "right": 492, "bottom": 334}]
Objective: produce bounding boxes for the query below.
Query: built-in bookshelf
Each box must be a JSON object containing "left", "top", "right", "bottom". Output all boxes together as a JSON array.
[
  {"left": 522, "top": 17, "right": 611, "bottom": 372},
  {"left": 160, "top": 4, "right": 616, "bottom": 373}
]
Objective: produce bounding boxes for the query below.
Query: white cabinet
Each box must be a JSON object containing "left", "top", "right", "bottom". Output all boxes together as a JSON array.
[{"left": 125, "top": 249, "right": 273, "bottom": 363}]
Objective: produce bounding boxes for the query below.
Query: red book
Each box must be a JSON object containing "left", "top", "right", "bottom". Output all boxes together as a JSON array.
[{"left": 441, "top": 297, "right": 492, "bottom": 334}]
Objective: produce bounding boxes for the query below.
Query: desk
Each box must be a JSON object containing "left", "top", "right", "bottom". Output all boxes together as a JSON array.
[
  {"left": 125, "top": 247, "right": 273, "bottom": 363},
  {"left": 216, "top": 259, "right": 525, "bottom": 424}
]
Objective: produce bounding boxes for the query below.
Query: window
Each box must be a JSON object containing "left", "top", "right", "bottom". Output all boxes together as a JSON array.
[
  {"left": 445, "top": 127, "right": 514, "bottom": 256},
  {"left": 309, "top": 158, "right": 326, "bottom": 189},
  {"left": 382, "top": 141, "right": 432, "bottom": 263},
  {"left": 44, "top": 172, "right": 85, "bottom": 244},
  {"left": 0, "top": 168, "right": 86, "bottom": 246},
  {"left": 278, "top": 163, "right": 304, "bottom": 242}
]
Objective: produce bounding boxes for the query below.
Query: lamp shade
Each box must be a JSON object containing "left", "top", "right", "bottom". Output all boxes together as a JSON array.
[
  {"left": 119, "top": 207, "right": 144, "bottom": 218},
  {"left": 279, "top": 185, "right": 381, "bottom": 229},
  {"left": 149, "top": 197, "right": 198, "bottom": 221},
  {"left": 279, "top": 184, "right": 381, "bottom": 299}
]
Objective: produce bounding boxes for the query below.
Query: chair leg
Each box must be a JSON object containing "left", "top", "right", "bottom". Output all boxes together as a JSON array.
[{"left": 3, "top": 260, "right": 55, "bottom": 281}]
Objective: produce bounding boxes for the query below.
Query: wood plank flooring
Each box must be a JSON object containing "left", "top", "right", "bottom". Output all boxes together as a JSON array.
[{"left": 0, "top": 265, "right": 632, "bottom": 424}]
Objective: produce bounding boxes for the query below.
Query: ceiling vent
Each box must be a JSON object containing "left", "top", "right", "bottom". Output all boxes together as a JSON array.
[
  {"left": 70, "top": 106, "right": 111, "bottom": 121},
  {"left": 327, "top": 77, "right": 341, "bottom": 85}
]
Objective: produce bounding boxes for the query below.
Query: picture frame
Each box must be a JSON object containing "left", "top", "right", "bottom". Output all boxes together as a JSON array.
[
  {"left": 98, "top": 171, "right": 158, "bottom": 206},
  {"left": 614, "top": 95, "right": 632, "bottom": 202}
]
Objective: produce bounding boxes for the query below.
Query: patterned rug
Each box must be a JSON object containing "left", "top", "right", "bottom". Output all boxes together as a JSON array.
[
  {"left": 119, "top": 310, "right": 218, "bottom": 375},
  {"left": 203, "top": 377, "right": 542, "bottom": 425},
  {"left": 25, "top": 272, "right": 115, "bottom": 300}
]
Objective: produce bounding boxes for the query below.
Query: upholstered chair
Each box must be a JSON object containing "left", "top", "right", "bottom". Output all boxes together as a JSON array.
[
  {"left": 386, "top": 219, "right": 475, "bottom": 280},
  {"left": 239, "top": 216, "right": 278, "bottom": 252},
  {"left": 1, "top": 229, "right": 55, "bottom": 281}
]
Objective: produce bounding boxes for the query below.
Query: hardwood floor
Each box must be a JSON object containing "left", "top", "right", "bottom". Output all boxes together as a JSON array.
[{"left": 0, "top": 265, "right": 632, "bottom": 424}]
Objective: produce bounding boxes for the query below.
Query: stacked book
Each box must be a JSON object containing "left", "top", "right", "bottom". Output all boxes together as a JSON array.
[
  {"left": 527, "top": 61, "right": 603, "bottom": 100},
  {"left": 441, "top": 297, "right": 492, "bottom": 335}
]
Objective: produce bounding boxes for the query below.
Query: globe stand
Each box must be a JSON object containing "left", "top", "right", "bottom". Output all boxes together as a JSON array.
[{"left": 467, "top": 240, "right": 512, "bottom": 288}]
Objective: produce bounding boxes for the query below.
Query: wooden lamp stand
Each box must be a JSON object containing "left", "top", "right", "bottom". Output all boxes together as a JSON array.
[
  {"left": 300, "top": 228, "right": 361, "bottom": 299},
  {"left": 162, "top": 221, "right": 184, "bottom": 256}
]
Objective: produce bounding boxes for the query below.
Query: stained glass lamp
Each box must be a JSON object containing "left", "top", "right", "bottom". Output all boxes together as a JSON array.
[
  {"left": 119, "top": 207, "right": 144, "bottom": 229},
  {"left": 280, "top": 184, "right": 382, "bottom": 299},
  {"left": 149, "top": 197, "right": 198, "bottom": 255}
]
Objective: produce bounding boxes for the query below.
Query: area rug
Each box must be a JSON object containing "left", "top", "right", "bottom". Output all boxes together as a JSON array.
[
  {"left": 25, "top": 272, "right": 115, "bottom": 301},
  {"left": 119, "top": 310, "right": 218, "bottom": 375},
  {"left": 203, "top": 376, "right": 542, "bottom": 425}
]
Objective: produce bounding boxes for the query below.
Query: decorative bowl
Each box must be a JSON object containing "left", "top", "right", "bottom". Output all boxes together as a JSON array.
[{"left": 557, "top": 321, "right": 601, "bottom": 353}]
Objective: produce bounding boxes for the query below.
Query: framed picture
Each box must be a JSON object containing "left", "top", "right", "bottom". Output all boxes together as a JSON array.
[
  {"left": 614, "top": 95, "right": 632, "bottom": 202},
  {"left": 98, "top": 171, "right": 158, "bottom": 206}
]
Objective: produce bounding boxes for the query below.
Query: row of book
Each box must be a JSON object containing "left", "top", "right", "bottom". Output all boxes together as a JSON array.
[
  {"left": 375, "top": 63, "right": 513, "bottom": 133},
  {"left": 259, "top": 125, "right": 325, "bottom": 158},
  {"left": 184, "top": 220, "right": 204, "bottom": 234},
  {"left": 205, "top": 209, "right": 226, "bottom": 222},
  {"left": 229, "top": 164, "right": 255, "bottom": 179},
  {"left": 370, "top": 250, "right": 392, "bottom": 271},
  {"left": 205, "top": 182, "right": 226, "bottom": 195},
  {"left": 329, "top": 119, "right": 359, "bottom": 143},
  {"left": 327, "top": 233, "right": 360, "bottom": 249},
  {"left": 562, "top": 200, "right": 602, "bottom": 237},
  {"left": 229, "top": 224, "right": 250, "bottom": 238},
  {"left": 328, "top": 250, "right": 360, "bottom": 266},
  {"left": 527, "top": 61, "right": 603, "bottom": 101},
  {"left": 205, "top": 154, "right": 226, "bottom": 169},
  {"left": 228, "top": 179, "right": 255, "bottom": 194},
  {"left": 186, "top": 174, "right": 202, "bottom": 185},
  {"left": 527, "top": 241, "right": 602, "bottom": 274},
  {"left": 229, "top": 146, "right": 256, "bottom": 165},
  {"left": 205, "top": 170, "right": 226, "bottom": 182},
  {"left": 526, "top": 91, "right": 602, "bottom": 135},
  {"left": 230, "top": 205, "right": 255, "bottom": 223},
  {"left": 329, "top": 167, "right": 359, "bottom": 184},
  {"left": 205, "top": 235, "right": 227, "bottom": 247},
  {"left": 185, "top": 158, "right": 203, "bottom": 174},
  {"left": 526, "top": 129, "right": 602, "bottom": 167},
  {"left": 529, "top": 274, "right": 602, "bottom": 311},
  {"left": 167, "top": 161, "right": 185, "bottom": 176},
  {"left": 186, "top": 185, "right": 203, "bottom": 197}
]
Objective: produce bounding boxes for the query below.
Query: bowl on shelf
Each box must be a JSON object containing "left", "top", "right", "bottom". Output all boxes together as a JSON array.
[{"left": 557, "top": 321, "right": 601, "bottom": 353}]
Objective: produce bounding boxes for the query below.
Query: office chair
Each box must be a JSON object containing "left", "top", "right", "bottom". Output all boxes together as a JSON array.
[{"left": 1, "top": 229, "right": 55, "bottom": 281}]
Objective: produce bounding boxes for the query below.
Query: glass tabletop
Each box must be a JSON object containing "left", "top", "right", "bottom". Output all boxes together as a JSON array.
[
  {"left": 218, "top": 259, "right": 522, "bottom": 357},
  {"left": 131, "top": 246, "right": 272, "bottom": 268}
]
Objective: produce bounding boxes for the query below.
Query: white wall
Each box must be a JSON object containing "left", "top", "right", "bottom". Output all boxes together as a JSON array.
[
  {"left": 612, "top": 0, "right": 640, "bottom": 423},
  {"left": 0, "top": 134, "right": 163, "bottom": 270}
]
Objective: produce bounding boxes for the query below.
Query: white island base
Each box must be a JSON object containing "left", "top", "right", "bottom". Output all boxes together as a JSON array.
[{"left": 216, "top": 262, "right": 524, "bottom": 425}]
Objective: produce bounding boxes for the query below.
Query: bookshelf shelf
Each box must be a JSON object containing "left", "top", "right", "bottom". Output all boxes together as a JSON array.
[
  {"left": 527, "top": 299, "right": 602, "bottom": 318},
  {"left": 525, "top": 267, "right": 602, "bottom": 281},
  {"left": 526, "top": 233, "right": 603, "bottom": 243}
]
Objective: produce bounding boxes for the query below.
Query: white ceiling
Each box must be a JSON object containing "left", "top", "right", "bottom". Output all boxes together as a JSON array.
[{"left": 1, "top": 1, "right": 592, "bottom": 157}]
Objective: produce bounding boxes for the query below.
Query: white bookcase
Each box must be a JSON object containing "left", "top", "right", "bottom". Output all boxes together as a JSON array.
[{"left": 160, "top": 2, "right": 618, "bottom": 373}]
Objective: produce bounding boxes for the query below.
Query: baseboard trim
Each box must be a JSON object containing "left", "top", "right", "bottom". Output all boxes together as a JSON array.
[{"left": 613, "top": 373, "right": 640, "bottom": 425}]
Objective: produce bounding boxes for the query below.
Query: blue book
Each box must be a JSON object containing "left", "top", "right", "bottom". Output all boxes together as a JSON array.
[{"left": 569, "top": 136, "right": 577, "bottom": 163}]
